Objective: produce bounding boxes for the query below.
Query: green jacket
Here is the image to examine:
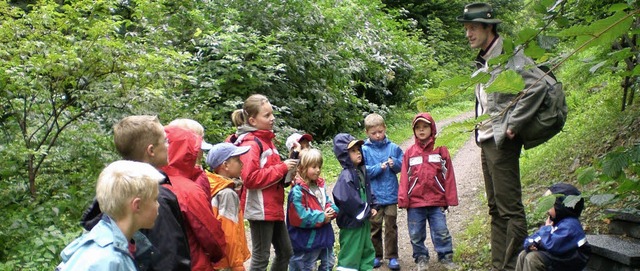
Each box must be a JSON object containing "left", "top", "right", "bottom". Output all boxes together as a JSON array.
[{"left": 474, "top": 36, "right": 550, "bottom": 149}]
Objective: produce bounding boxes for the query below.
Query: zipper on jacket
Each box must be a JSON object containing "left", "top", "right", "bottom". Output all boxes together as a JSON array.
[{"left": 434, "top": 176, "right": 445, "bottom": 192}]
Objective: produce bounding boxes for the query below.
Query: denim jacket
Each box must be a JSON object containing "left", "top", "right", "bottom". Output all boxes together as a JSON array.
[{"left": 57, "top": 215, "right": 154, "bottom": 271}]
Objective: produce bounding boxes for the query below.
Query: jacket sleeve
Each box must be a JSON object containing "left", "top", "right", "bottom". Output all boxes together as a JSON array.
[
  {"left": 537, "top": 220, "right": 583, "bottom": 255},
  {"left": 184, "top": 190, "right": 227, "bottom": 262},
  {"left": 332, "top": 173, "right": 370, "bottom": 221},
  {"left": 363, "top": 146, "right": 384, "bottom": 178},
  {"left": 326, "top": 192, "right": 339, "bottom": 214},
  {"left": 508, "top": 63, "right": 548, "bottom": 134},
  {"left": 390, "top": 144, "right": 404, "bottom": 174},
  {"left": 239, "top": 140, "right": 288, "bottom": 190},
  {"left": 439, "top": 147, "right": 459, "bottom": 206},
  {"left": 398, "top": 149, "right": 410, "bottom": 208}
]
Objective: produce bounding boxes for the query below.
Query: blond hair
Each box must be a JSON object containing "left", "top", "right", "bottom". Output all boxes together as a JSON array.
[
  {"left": 168, "top": 118, "right": 205, "bottom": 136},
  {"left": 113, "top": 115, "right": 164, "bottom": 161},
  {"left": 364, "top": 113, "right": 386, "bottom": 131},
  {"left": 297, "top": 149, "right": 323, "bottom": 182},
  {"left": 231, "top": 94, "right": 270, "bottom": 127},
  {"left": 96, "top": 160, "right": 162, "bottom": 220}
]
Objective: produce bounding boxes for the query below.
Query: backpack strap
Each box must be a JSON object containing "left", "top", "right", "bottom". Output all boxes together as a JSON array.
[{"left": 253, "top": 137, "right": 263, "bottom": 156}]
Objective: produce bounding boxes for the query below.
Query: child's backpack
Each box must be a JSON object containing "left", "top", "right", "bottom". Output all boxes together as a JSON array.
[{"left": 518, "top": 65, "right": 568, "bottom": 149}]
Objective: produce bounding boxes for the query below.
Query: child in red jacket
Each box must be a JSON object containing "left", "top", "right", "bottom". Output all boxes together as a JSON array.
[
  {"left": 398, "top": 113, "right": 459, "bottom": 271},
  {"left": 228, "top": 94, "right": 298, "bottom": 270}
]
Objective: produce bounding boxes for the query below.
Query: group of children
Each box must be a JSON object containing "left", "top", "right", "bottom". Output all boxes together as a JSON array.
[{"left": 56, "top": 93, "right": 589, "bottom": 271}]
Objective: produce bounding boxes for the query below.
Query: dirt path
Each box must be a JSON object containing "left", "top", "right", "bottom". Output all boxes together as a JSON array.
[{"left": 243, "top": 111, "right": 484, "bottom": 270}]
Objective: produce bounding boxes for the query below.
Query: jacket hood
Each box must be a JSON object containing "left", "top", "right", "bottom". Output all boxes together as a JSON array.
[
  {"left": 413, "top": 113, "right": 437, "bottom": 150},
  {"left": 229, "top": 129, "right": 275, "bottom": 147},
  {"left": 333, "top": 133, "right": 360, "bottom": 169},
  {"left": 292, "top": 174, "right": 326, "bottom": 189},
  {"left": 550, "top": 183, "right": 584, "bottom": 222},
  {"left": 207, "top": 171, "right": 235, "bottom": 196},
  {"left": 364, "top": 136, "right": 391, "bottom": 147},
  {"left": 162, "top": 126, "right": 202, "bottom": 179}
]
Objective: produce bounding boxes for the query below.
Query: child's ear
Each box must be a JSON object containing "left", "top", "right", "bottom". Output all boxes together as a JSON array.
[
  {"left": 248, "top": 116, "right": 257, "bottom": 127},
  {"left": 131, "top": 197, "right": 142, "bottom": 213},
  {"left": 146, "top": 144, "right": 155, "bottom": 157}
]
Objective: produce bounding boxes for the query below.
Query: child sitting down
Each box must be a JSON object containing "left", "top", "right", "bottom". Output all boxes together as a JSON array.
[{"left": 516, "top": 183, "right": 591, "bottom": 271}]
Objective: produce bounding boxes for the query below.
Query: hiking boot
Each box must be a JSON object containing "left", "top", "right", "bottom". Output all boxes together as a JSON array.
[
  {"left": 373, "top": 257, "right": 382, "bottom": 268},
  {"left": 416, "top": 256, "right": 429, "bottom": 271},
  {"left": 388, "top": 258, "right": 400, "bottom": 270},
  {"left": 440, "top": 254, "right": 459, "bottom": 270}
]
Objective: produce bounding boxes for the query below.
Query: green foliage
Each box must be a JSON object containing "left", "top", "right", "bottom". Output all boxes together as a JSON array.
[
  {"left": 576, "top": 144, "right": 640, "bottom": 207},
  {"left": 0, "top": 0, "right": 188, "bottom": 198},
  {"left": 484, "top": 70, "right": 526, "bottom": 94},
  {"left": 533, "top": 194, "right": 584, "bottom": 218}
]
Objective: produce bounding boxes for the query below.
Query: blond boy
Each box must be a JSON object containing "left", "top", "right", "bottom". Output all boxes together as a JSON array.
[
  {"left": 361, "top": 113, "right": 404, "bottom": 270},
  {"left": 79, "top": 115, "right": 191, "bottom": 271},
  {"left": 57, "top": 160, "right": 162, "bottom": 270}
]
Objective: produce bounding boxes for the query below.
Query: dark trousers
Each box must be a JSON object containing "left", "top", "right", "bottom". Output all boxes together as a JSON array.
[
  {"left": 370, "top": 204, "right": 399, "bottom": 259},
  {"left": 481, "top": 139, "right": 527, "bottom": 271},
  {"left": 248, "top": 220, "right": 293, "bottom": 271}
]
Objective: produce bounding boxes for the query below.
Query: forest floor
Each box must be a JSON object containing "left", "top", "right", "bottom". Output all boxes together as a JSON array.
[{"left": 244, "top": 111, "right": 484, "bottom": 271}]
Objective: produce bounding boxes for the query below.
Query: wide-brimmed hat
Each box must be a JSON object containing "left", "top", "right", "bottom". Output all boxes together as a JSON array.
[{"left": 457, "top": 3, "right": 502, "bottom": 24}]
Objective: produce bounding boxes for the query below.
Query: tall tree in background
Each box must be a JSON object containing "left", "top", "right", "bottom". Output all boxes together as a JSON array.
[{"left": 0, "top": 0, "right": 188, "bottom": 198}]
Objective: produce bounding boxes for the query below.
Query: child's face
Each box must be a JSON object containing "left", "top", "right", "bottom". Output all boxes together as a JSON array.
[
  {"left": 224, "top": 156, "right": 244, "bottom": 179},
  {"left": 413, "top": 121, "right": 432, "bottom": 141},
  {"left": 150, "top": 127, "right": 169, "bottom": 168},
  {"left": 547, "top": 206, "right": 556, "bottom": 220},
  {"left": 304, "top": 163, "right": 322, "bottom": 182},
  {"left": 348, "top": 147, "right": 362, "bottom": 165},
  {"left": 249, "top": 102, "right": 275, "bottom": 131},
  {"left": 366, "top": 125, "right": 387, "bottom": 142},
  {"left": 137, "top": 194, "right": 160, "bottom": 230}
]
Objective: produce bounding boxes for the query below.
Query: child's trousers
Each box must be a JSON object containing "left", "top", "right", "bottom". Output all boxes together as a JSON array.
[
  {"left": 407, "top": 206, "right": 453, "bottom": 261},
  {"left": 370, "top": 204, "right": 399, "bottom": 259},
  {"left": 336, "top": 221, "right": 375, "bottom": 271},
  {"left": 289, "top": 247, "right": 335, "bottom": 271},
  {"left": 515, "top": 250, "right": 546, "bottom": 271}
]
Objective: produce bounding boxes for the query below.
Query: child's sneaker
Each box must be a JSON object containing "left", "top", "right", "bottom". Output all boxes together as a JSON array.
[
  {"left": 388, "top": 258, "right": 400, "bottom": 270},
  {"left": 373, "top": 257, "right": 382, "bottom": 268},
  {"left": 416, "top": 256, "right": 429, "bottom": 271},
  {"left": 440, "top": 254, "right": 458, "bottom": 270}
]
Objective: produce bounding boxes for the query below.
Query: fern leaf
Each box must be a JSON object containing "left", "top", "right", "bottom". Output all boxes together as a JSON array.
[
  {"left": 602, "top": 147, "right": 629, "bottom": 178},
  {"left": 577, "top": 167, "right": 597, "bottom": 185}
]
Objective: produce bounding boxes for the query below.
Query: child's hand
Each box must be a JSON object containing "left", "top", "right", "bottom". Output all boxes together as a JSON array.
[
  {"left": 371, "top": 209, "right": 377, "bottom": 217},
  {"left": 283, "top": 159, "right": 298, "bottom": 170},
  {"left": 386, "top": 157, "right": 393, "bottom": 168},
  {"left": 545, "top": 216, "right": 553, "bottom": 226},
  {"left": 325, "top": 207, "right": 336, "bottom": 218},
  {"left": 528, "top": 244, "right": 538, "bottom": 251},
  {"left": 380, "top": 161, "right": 388, "bottom": 170}
]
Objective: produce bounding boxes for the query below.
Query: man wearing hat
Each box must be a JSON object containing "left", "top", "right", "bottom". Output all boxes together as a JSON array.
[{"left": 458, "top": 3, "right": 548, "bottom": 271}]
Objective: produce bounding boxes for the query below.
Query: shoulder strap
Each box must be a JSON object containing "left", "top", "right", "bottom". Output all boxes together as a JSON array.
[{"left": 253, "top": 137, "right": 263, "bottom": 155}]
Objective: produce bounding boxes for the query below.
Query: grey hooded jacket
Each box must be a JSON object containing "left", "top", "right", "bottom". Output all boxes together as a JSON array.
[{"left": 474, "top": 36, "right": 550, "bottom": 148}]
